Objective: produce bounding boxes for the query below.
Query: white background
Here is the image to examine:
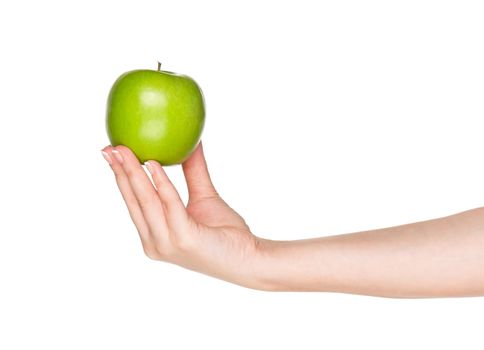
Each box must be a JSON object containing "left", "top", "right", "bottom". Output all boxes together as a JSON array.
[{"left": 1, "top": 0, "right": 483, "bottom": 348}]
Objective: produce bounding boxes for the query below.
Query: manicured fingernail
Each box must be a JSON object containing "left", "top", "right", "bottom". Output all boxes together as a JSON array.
[
  {"left": 145, "top": 161, "right": 154, "bottom": 174},
  {"left": 101, "top": 151, "right": 112, "bottom": 165},
  {"left": 112, "top": 149, "right": 123, "bottom": 164}
]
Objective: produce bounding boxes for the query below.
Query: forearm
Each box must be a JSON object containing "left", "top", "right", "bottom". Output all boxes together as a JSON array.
[{"left": 254, "top": 207, "right": 484, "bottom": 297}]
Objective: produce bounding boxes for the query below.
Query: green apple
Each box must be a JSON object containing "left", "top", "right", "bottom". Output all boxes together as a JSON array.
[{"left": 106, "top": 63, "right": 205, "bottom": 165}]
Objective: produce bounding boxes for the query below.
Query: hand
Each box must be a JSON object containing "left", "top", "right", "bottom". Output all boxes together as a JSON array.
[
  {"left": 101, "top": 142, "right": 263, "bottom": 288},
  {"left": 102, "top": 142, "right": 484, "bottom": 297}
]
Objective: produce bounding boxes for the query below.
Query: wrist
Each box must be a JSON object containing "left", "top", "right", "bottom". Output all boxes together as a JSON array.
[
  {"left": 249, "top": 237, "right": 287, "bottom": 291},
  {"left": 250, "top": 237, "right": 332, "bottom": 292}
]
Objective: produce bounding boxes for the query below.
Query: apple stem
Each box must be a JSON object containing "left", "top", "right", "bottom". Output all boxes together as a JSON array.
[{"left": 157, "top": 61, "right": 161, "bottom": 71}]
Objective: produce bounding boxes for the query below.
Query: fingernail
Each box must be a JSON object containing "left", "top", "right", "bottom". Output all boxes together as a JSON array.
[
  {"left": 112, "top": 149, "right": 123, "bottom": 164},
  {"left": 145, "top": 161, "right": 154, "bottom": 174},
  {"left": 101, "top": 151, "right": 112, "bottom": 165}
]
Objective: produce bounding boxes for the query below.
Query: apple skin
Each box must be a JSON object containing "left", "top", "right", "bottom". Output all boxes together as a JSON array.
[{"left": 106, "top": 68, "right": 205, "bottom": 165}]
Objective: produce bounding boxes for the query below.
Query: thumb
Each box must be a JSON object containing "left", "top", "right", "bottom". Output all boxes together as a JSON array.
[{"left": 182, "top": 140, "right": 218, "bottom": 202}]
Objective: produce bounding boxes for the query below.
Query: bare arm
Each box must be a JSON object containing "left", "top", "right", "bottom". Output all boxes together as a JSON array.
[
  {"left": 256, "top": 207, "right": 484, "bottom": 297},
  {"left": 102, "top": 143, "right": 484, "bottom": 298}
]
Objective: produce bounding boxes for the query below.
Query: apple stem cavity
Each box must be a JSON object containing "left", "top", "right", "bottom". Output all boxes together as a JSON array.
[{"left": 157, "top": 61, "right": 161, "bottom": 71}]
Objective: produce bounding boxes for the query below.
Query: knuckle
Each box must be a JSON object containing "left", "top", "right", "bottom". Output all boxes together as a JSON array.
[
  {"left": 123, "top": 166, "right": 135, "bottom": 177},
  {"left": 142, "top": 244, "right": 160, "bottom": 260},
  {"left": 142, "top": 235, "right": 174, "bottom": 261},
  {"left": 154, "top": 244, "right": 172, "bottom": 261},
  {"left": 126, "top": 197, "right": 139, "bottom": 209},
  {"left": 174, "top": 232, "right": 195, "bottom": 253},
  {"left": 146, "top": 242, "right": 174, "bottom": 262},
  {"left": 112, "top": 167, "right": 124, "bottom": 179},
  {"left": 141, "top": 228, "right": 195, "bottom": 262},
  {"left": 138, "top": 194, "right": 158, "bottom": 210}
]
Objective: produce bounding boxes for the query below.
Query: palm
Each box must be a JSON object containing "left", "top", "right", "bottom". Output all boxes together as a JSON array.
[
  {"left": 103, "top": 141, "right": 259, "bottom": 287},
  {"left": 186, "top": 195, "right": 249, "bottom": 231},
  {"left": 181, "top": 142, "right": 250, "bottom": 232}
]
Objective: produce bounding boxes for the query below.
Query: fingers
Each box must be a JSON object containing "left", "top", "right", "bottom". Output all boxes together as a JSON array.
[
  {"left": 101, "top": 146, "right": 151, "bottom": 243},
  {"left": 109, "top": 146, "right": 169, "bottom": 239},
  {"left": 182, "top": 141, "right": 218, "bottom": 203},
  {"left": 145, "top": 160, "right": 189, "bottom": 229}
]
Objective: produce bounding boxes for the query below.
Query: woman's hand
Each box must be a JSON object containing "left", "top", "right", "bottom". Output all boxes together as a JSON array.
[
  {"left": 101, "top": 142, "right": 263, "bottom": 288},
  {"left": 103, "top": 141, "right": 484, "bottom": 297}
]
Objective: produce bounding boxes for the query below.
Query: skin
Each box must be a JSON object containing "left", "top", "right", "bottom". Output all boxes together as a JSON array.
[{"left": 101, "top": 142, "right": 484, "bottom": 298}]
